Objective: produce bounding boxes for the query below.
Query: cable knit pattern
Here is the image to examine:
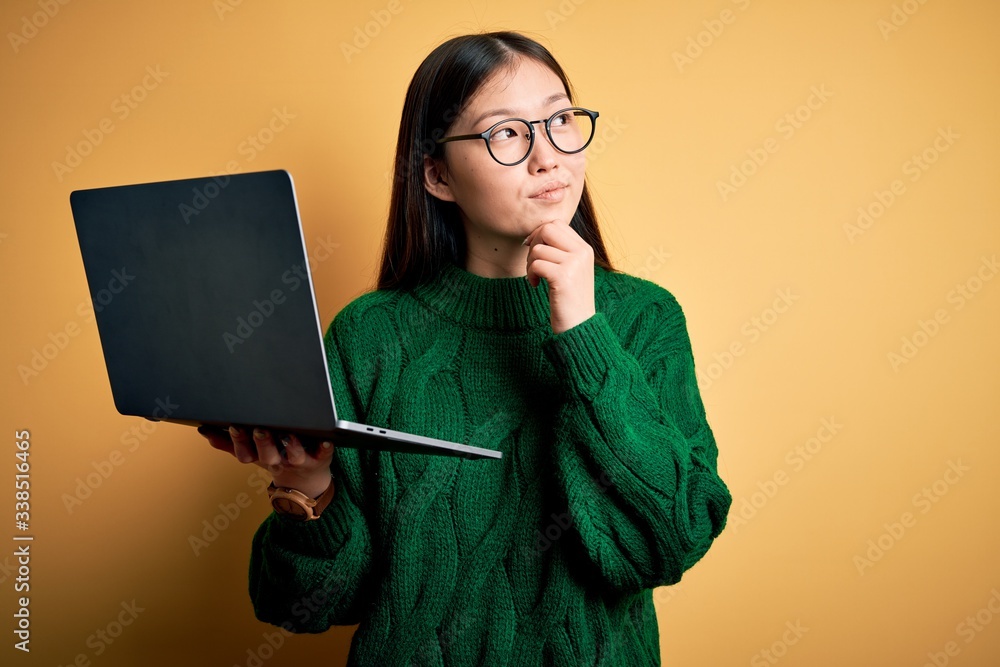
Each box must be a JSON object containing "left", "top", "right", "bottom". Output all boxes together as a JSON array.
[{"left": 248, "top": 260, "right": 732, "bottom": 666}]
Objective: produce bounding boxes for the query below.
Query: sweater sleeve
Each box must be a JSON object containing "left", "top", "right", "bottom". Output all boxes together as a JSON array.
[
  {"left": 539, "top": 288, "right": 731, "bottom": 595},
  {"left": 247, "top": 318, "right": 376, "bottom": 632}
]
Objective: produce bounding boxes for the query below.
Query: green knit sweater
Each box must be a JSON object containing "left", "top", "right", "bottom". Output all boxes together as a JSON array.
[{"left": 248, "top": 259, "right": 731, "bottom": 666}]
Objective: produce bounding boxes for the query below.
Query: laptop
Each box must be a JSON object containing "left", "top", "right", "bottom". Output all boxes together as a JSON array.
[{"left": 69, "top": 169, "right": 502, "bottom": 460}]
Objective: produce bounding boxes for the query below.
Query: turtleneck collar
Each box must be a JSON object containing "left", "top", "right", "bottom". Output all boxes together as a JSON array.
[{"left": 410, "top": 259, "right": 553, "bottom": 331}]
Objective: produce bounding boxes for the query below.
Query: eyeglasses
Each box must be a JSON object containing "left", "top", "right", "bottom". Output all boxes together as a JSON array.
[{"left": 436, "top": 107, "right": 600, "bottom": 166}]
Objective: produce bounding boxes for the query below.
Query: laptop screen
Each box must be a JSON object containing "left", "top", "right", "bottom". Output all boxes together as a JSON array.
[{"left": 69, "top": 170, "right": 338, "bottom": 432}]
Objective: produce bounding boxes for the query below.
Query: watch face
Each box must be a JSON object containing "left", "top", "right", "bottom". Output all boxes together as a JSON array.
[{"left": 273, "top": 496, "right": 308, "bottom": 517}]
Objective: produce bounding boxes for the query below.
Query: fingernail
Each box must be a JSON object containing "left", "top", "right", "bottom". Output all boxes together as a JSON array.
[
  {"left": 253, "top": 428, "right": 267, "bottom": 440},
  {"left": 522, "top": 236, "right": 529, "bottom": 246},
  {"left": 280, "top": 437, "right": 291, "bottom": 448},
  {"left": 321, "top": 441, "right": 332, "bottom": 449},
  {"left": 229, "top": 426, "right": 241, "bottom": 438}
]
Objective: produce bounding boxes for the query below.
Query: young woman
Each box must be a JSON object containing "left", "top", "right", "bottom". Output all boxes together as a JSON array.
[{"left": 201, "top": 30, "right": 731, "bottom": 666}]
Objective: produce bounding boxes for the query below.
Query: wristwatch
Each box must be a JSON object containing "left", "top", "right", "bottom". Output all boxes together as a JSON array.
[{"left": 267, "top": 478, "right": 335, "bottom": 521}]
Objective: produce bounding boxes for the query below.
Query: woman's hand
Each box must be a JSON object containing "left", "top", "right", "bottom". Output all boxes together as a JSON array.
[
  {"left": 523, "top": 220, "right": 596, "bottom": 334},
  {"left": 198, "top": 426, "right": 335, "bottom": 499}
]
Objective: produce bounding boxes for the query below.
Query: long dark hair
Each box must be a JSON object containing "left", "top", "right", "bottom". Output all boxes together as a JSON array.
[{"left": 375, "top": 31, "right": 616, "bottom": 291}]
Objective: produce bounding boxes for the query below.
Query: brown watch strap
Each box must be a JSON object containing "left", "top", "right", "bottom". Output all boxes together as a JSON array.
[
  {"left": 268, "top": 477, "right": 335, "bottom": 521},
  {"left": 310, "top": 477, "right": 336, "bottom": 517}
]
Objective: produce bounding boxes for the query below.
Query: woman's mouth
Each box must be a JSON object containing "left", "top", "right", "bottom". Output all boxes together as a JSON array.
[{"left": 529, "top": 183, "right": 568, "bottom": 202}]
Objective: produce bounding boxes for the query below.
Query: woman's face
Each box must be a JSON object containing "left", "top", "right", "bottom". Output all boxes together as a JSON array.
[{"left": 424, "top": 56, "right": 588, "bottom": 247}]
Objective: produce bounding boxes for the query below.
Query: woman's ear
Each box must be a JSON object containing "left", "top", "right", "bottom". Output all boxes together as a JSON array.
[{"left": 423, "top": 155, "right": 455, "bottom": 202}]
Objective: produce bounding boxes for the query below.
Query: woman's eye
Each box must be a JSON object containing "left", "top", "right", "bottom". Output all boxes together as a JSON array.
[
  {"left": 489, "top": 125, "right": 519, "bottom": 142},
  {"left": 551, "top": 112, "right": 573, "bottom": 127}
]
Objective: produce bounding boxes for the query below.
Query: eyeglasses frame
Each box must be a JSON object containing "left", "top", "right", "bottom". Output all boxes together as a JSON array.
[{"left": 435, "top": 106, "right": 600, "bottom": 166}]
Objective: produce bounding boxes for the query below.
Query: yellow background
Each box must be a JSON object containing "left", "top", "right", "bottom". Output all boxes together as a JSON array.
[{"left": 2, "top": 0, "right": 998, "bottom": 665}]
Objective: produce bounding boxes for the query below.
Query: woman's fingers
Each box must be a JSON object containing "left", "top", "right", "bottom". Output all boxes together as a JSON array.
[
  {"left": 283, "top": 434, "right": 307, "bottom": 467},
  {"left": 312, "top": 439, "right": 336, "bottom": 465},
  {"left": 230, "top": 426, "right": 257, "bottom": 463},
  {"left": 284, "top": 434, "right": 335, "bottom": 467},
  {"left": 253, "top": 429, "right": 282, "bottom": 468},
  {"left": 525, "top": 242, "right": 567, "bottom": 287},
  {"left": 198, "top": 425, "right": 335, "bottom": 474},
  {"left": 198, "top": 425, "right": 235, "bottom": 456}
]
